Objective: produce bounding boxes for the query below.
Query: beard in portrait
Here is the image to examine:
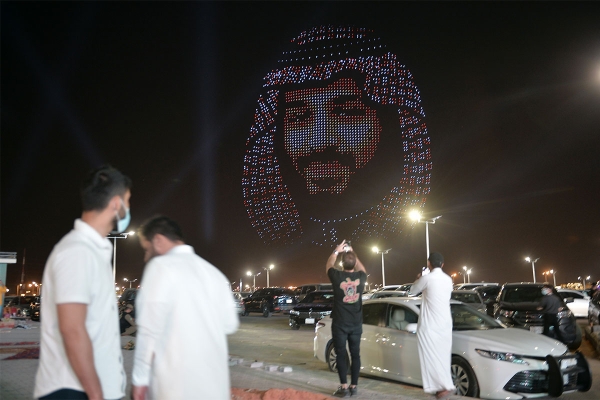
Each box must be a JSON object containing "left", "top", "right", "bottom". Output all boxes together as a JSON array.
[{"left": 242, "top": 26, "right": 431, "bottom": 247}]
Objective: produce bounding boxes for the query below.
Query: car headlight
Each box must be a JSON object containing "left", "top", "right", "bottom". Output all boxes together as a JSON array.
[
  {"left": 476, "top": 349, "right": 529, "bottom": 365},
  {"left": 290, "top": 310, "right": 299, "bottom": 315}
]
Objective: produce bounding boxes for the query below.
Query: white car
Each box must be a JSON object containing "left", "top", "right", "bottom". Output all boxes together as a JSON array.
[
  {"left": 314, "top": 297, "right": 591, "bottom": 399},
  {"left": 557, "top": 289, "right": 590, "bottom": 318}
]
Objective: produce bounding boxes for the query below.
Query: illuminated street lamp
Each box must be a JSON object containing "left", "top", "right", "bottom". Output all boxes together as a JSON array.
[
  {"left": 108, "top": 231, "right": 135, "bottom": 285},
  {"left": 524, "top": 257, "right": 539, "bottom": 283},
  {"left": 409, "top": 210, "right": 442, "bottom": 263},
  {"left": 467, "top": 268, "right": 472, "bottom": 283},
  {"left": 247, "top": 271, "right": 261, "bottom": 292},
  {"left": 462, "top": 266, "right": 467, "bottom": 284},
  {"left": 372, "top": 247, "right": 391, "bottom": 287},
  {"left": 451, "top": 273, "right": 457, "bottom": 283},
  {"left": 124, "top": 277, "right": 138, "bottom": 289},
  {"left": 263, "top": 264, "right": 275, "bottom": 287}
]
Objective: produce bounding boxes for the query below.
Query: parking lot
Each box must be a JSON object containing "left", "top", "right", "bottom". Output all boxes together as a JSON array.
[
  {"left": 1, "top": 313, "right": 599, "bottom": 399},
  {"left": 229, "top": 312, "right": 600, "bottom": 400}
]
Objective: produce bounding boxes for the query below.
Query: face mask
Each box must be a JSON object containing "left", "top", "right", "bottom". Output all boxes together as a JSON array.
[
  {"left": 115, "top": 198, "right": 131, "bottom": 233},
  {"left": 541, "top": 288, "right": 551, "bottom": 296}
]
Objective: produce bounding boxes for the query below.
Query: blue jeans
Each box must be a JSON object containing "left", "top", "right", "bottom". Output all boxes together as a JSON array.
[{"left": 332, "top": 322, "right": 362, "bottom": 386}]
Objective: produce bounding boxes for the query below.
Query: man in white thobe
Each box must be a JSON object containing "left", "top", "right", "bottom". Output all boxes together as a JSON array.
[
  {"left": 132, "top": 216, "right": 239, "bottom": 400},
  {"left": 409, "top": 252, "right": 455, "bottom": 399}
]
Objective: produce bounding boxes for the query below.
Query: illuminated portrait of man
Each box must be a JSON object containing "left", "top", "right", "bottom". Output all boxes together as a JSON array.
[{"left": 242, "top": 26, "right": 431, "bottom": 247}]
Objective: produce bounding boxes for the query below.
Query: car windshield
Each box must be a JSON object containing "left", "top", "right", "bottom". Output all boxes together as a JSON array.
[
  {"left": 504, "top": 287, "right": 543, "bottom": 303},
  {"left": 301, "top": 292, "right": 334, "bottom": 303},
  {"left": 450, "top": 304, "right": 502, "bottom": 330},
  {"left": 451, "top": 293, "right": 480, "bottom": 303}
]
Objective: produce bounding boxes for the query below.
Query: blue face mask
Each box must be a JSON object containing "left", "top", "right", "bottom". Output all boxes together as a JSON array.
[{"left": 115, "top": 198, "right": 131, "bottom": 233}]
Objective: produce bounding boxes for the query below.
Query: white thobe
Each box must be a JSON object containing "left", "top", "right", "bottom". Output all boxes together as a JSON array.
[
  {"left": 410, "top": 268, "right": 455, "bottom": 394},
  {"left": 132, "top": 245, "right": 239, "bottom": 400}
]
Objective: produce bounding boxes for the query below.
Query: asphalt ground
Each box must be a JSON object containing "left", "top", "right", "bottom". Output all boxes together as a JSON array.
[{"left": 1, "top": 315, "right": 598, "bottom": 400}]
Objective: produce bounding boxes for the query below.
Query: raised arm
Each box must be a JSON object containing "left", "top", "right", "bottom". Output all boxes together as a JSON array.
[
  {"left": 354, "top": 254, "right": 367, "bottom": 274},
  {"left": 326, "top": 241, "right": 347, "bottom": 273}
]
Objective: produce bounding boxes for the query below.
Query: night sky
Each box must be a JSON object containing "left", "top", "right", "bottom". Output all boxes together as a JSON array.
[{"left": 2, "top": 2, "right": 600, "bottom": 293}]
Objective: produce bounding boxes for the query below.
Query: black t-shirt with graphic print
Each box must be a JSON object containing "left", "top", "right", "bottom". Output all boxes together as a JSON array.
[{"left": 328, "top": 268, "right": 367, "bottom": 326}]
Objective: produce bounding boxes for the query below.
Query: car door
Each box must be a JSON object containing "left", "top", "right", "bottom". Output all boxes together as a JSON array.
[
  {"left": 381, "top": 304, "right": 421, "bottom": 385},
  {"left": 359, "top": 302, "right": 387, "bottom": 377}
]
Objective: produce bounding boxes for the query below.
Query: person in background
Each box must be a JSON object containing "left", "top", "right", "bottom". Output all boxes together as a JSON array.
[
  {"left": 132, "top": 215, "right": 239, "bottom": 400},
  {"left": 326, "top": 240, "right": 367, "bottom": 398},
  {"left": 34, "top": 165, "right": 130, "bottom": 400},
  {"left": 537, "top": 284, "right": 563, "bottom": 340},
  {"left": 409, "top": 252, "right": 455, "bottom": 400},
  {"left": 120, "top": 304, "right": 137, "bottom": 336}
]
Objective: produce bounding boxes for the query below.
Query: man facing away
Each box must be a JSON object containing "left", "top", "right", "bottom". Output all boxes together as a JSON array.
[
  {"left": 409, "top": 252, "right": 455, "bottom": 399},
  {"left": 35, "top": 165, "right": 130, "bottom": 400},
  {"left": 326, "top": 240, "right": 367, "bottom": 398},
  {"left": 132, "top": 216, "right": 239, "bottom": 400}
]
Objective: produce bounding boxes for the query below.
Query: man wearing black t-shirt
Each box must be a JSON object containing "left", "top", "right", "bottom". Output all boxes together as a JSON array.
[{"left": 326, "top": 240, "right": 367, "bottom": 398}]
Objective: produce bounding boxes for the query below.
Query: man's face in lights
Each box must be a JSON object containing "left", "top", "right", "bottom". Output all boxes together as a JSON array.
[{"left": 283, "top": 77, "right": 382, "bottom": 194}]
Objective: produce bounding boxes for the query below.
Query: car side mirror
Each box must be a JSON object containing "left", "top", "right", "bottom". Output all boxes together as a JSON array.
[
  {"left": 404, "top": 323, "right": 418, "bottom": 333},
  {"left": 564, "top": 297, "right": 574, "bottom": 304}
]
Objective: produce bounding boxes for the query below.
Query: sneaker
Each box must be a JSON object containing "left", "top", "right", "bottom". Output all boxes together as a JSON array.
[
  {"left": 333, "top": 386, "right": 350, "bottom": 398},
  {"left": 349, "top": 386, "right": 358, "bottom": 396}
]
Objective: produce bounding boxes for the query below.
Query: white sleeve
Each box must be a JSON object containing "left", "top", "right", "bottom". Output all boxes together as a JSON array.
[
  {"left": 53, "top": 245, "right": 93, "bottom": 304},
  {"left": 410, "top": 276, "right": 426, "bottom": 296},
  {"left": 219, "top": 275, "right": 239, "bottom": 335},
  {"left": 132, "top": 259, "right": 170, "bottom": 386}
]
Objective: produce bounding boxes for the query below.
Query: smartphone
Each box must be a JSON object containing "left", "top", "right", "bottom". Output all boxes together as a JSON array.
[
  {"left": 344, "top": 240, "right": 352, "bottom": 252},
  {"left": 421, "top": 266, "right": 430, "bottom": 276}
]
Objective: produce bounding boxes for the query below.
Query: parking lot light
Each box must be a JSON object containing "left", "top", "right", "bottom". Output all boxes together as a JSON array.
[{"left": 525, "top": 257, "right": 539, "bottom": 283}]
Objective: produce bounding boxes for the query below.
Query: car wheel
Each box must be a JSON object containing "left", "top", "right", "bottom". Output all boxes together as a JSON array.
[
  {"left": 289, "top": 319, "right": 300, "bottom": 330},
  {"left": 567, "top": 324, "right": 583, "bottom": 351},
  {"left": 451, "top": 356, "right": 479, "bottom": 398},
  {"left": 326, "top": 342, "right": 349, "bottom": 373},
  {"left": 262, "top": 304, "right": 271, "bottom": 318}
]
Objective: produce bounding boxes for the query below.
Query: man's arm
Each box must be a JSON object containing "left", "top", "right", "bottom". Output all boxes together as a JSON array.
[
  {"left": 326, "top": 241, "right": 347, "bottom": 273},
  {"left": 57, "top": 303, "right": 103, "bottom": 400},
  {"left": 354, "top": 255, "right": 367, "bottom": 274}
]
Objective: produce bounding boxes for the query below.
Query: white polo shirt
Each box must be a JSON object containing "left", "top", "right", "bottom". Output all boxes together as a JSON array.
[{"left": 34, "top": 219, "right": 126, "bottom": 399}]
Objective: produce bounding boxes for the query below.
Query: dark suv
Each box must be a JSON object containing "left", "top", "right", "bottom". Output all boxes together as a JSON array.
[
  {"left": 242, "top": 287, "right": 298, "bottom": 317},
  {"left": 494, "top": 282, "right": 582, "bottom": 350}
]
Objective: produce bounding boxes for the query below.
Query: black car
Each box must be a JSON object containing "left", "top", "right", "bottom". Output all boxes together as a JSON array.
[
  {"left": 473, "top": 284, "right": 500, "bottom": 316},
  {"left": 494, "top": 282, "right": 582, "bottom": 350},
  {"left": 289, "top": 290, "right": 333, "bottom": 330},
  {"left": 242, "top": 287, "right": 298, "bottom": 317}
]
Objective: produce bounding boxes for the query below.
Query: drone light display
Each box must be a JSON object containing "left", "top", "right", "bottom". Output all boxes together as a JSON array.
[{"left": 242, "top": 26, "right": 431, "bottom": 246}]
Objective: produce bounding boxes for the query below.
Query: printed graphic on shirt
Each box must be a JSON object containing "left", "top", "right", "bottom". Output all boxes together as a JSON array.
[{"left": 340, "top": 277, "right": 361, "bottom": 303}]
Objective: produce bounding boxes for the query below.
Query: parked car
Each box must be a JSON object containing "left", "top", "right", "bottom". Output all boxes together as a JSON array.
[
  {"left": 233, "top": 292, "right": 245, "bottom": 315},
  {"left": 289, "top": 290, "right": 333, "bottom": 330},
  {"left": 314, "top": 297, "right": 591, "bottom": 399},
  {"left": 557, "top": 289, "right": 590, "bottom": 318},
  {"left": 370, "top": 290, "right": 408, "bottom": 299},
  {"left": 454, "top": 282, "right": 499, "bottom": 291},
  {"left": 4, "top": 295, "right": 38, "bottom": 317},
  {"left": 589, "top": 291, "right": 600, "bottom": 327},
  {"left": 118, "top": 288, "right": 138, "bottom": 308},
  {"left": 30, "top": 298, "right": 41, "bottom": 321},
  {"left": 451, "top": 290, "right": 486, "bottom": 314},
  {"left": 242, "top": 287, "right": 298, "bottom": 317},
  {"left": 494, "top": 283, "right": 582, "bottom": 350},
  {"left": 473, "top": 284, "right": 501, "bottom": 316},
  {"left": 295, "top": 283, "right": 332, "bottom": 301}
]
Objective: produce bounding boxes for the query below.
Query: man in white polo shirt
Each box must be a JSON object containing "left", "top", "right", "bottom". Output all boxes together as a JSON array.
[{"left": 35, "top": 166, "right": 131, "bottom": 400}]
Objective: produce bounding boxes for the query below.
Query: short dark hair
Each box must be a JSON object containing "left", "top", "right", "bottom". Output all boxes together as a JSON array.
[
  {"left": 428, "top": 252, "right": 444, "bottom": 268},
  {"left": 140, "top": 215, "right": 184, "bottom": 242},
  {"left": 542, "top": 284, "right": 553, "bottom": 290},
  {"left": 80, "top": 165, "right": 131, "bottom": 211}
]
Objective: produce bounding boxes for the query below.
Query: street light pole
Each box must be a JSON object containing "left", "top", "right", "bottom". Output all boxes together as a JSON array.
[
  {"left": 525, "top": 257, "right": 539, "bottom": 283},
  {"left": 108, "top": 231, "right": 135, "bottom": 285},
  {"left": 247, "top": 271, "right": 261, "bottom": 292},
  {"left": 372, "top": 247, "right": 391, "bottom": 287},
  {"left": 263, "top": 264, "right": 275, "bottom": 287},
  {"left": 462, "top": 266, "right": 467, "bottom": 284},
  {"left": 550, "top": 270, "right": 556, "bottom": 287},
  {"left": 409, "top": 211, "right": 442, "bottom": 262}
]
